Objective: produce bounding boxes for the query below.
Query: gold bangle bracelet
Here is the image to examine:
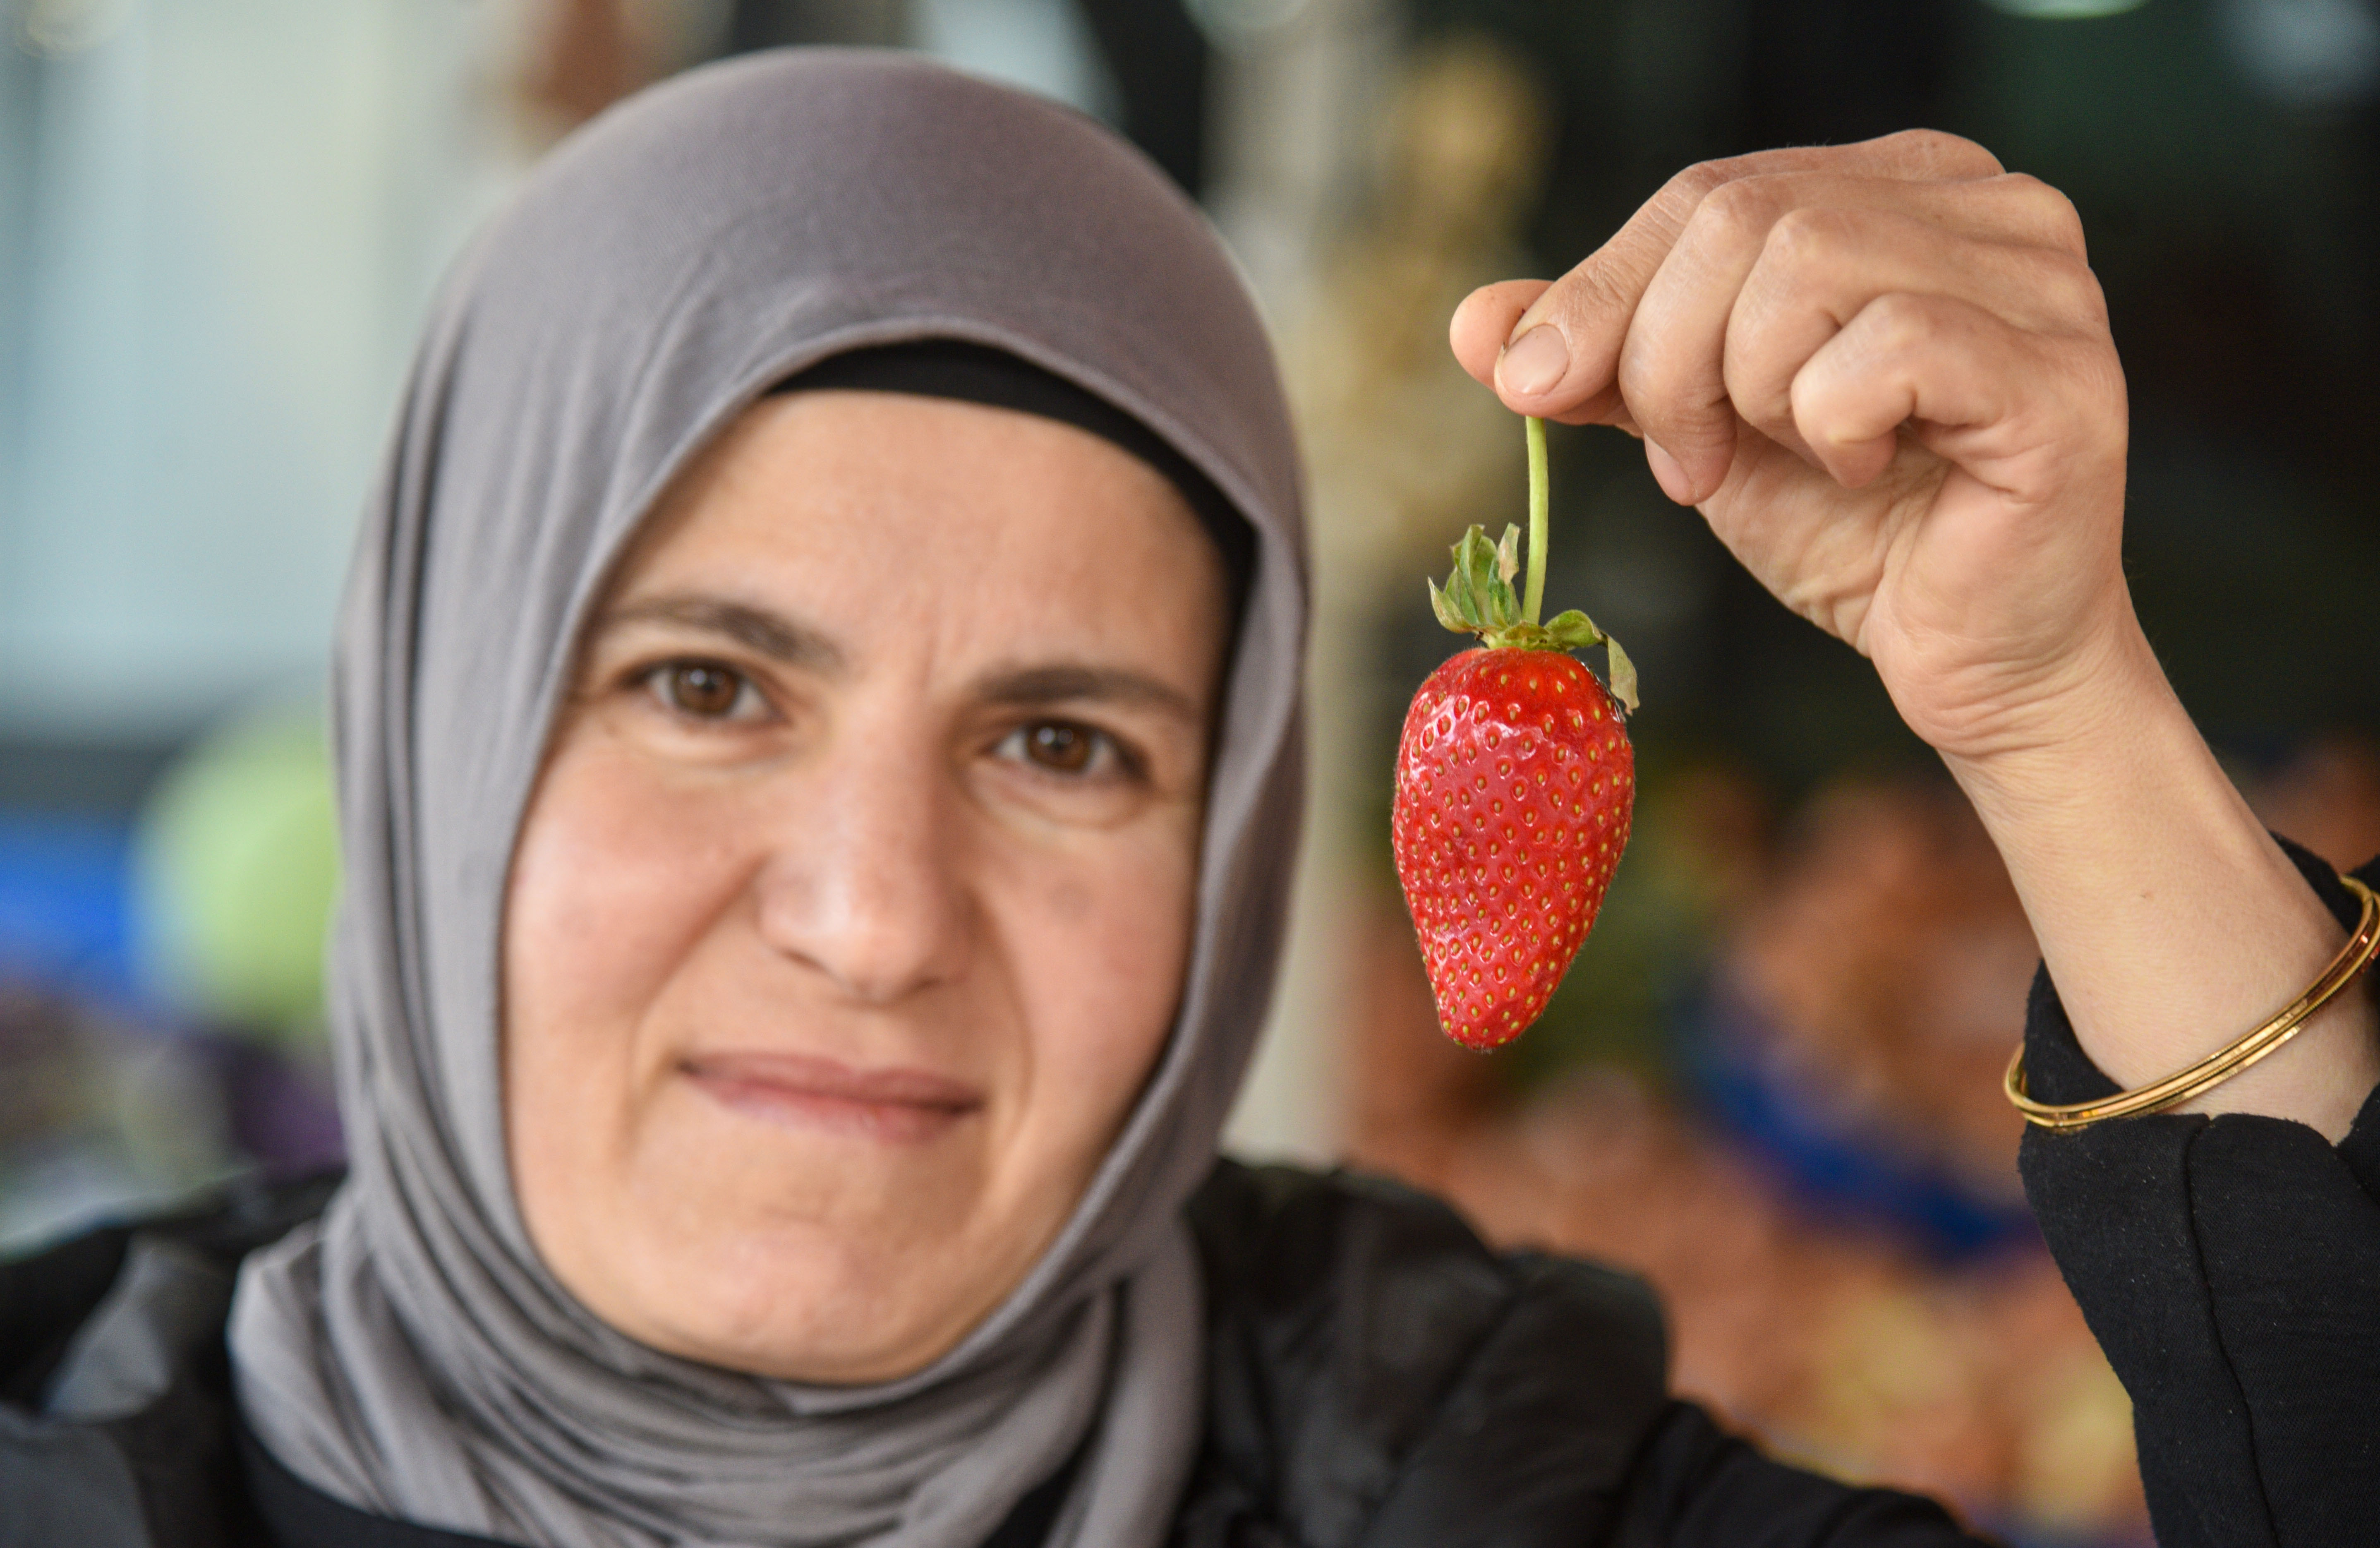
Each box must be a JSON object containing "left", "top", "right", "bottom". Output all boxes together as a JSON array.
[{"left": 2006, "top": 874, "right": 2380, "bottom": 1132}]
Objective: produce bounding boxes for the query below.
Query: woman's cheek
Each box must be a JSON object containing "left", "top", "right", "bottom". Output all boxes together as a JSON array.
[
  {"left": 1009, "top": 812, "right": 1202, "bottom": 1159},
  {"left": 511, "top": 742, "right": 750, "bottom": 1022},
  {"left": 503, "top": 739, "right": 754, "bottom": 1228}
]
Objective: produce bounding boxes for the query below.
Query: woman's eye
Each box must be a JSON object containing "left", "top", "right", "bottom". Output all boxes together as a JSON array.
[
  {"left": 648, "top": 661, "right": 756, "bottom": 720},
  {"left": 1003, "top": 721, "right": 1120, "bottom": 777},
  {"left": 1024, "top": 722, "right": 1094, "bottom": 773}
]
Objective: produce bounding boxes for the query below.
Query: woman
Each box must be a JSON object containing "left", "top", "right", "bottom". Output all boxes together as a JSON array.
[{"left": 2, "top": 49, "right": 2374, "bottom": 1548}]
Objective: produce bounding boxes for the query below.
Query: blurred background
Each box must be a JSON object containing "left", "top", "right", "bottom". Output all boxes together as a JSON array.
[{"left": 5, "top": 0, "right": 2378, "bottom": 1541}]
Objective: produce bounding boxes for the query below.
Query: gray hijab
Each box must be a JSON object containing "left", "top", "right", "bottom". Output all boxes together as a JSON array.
[{"left": 228, "top": 50, "right": 1307, "bottom": 1548}]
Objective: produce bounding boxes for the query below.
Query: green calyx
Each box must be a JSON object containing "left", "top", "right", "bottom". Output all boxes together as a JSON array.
[{"left": 1425, "top": 418, "right": 1640, "bottom": 715}]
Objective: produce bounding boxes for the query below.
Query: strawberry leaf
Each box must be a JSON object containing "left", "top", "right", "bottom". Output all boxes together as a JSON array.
[
  {"left": 1539, "top": 609, "right": 1638, "bottom": 713},
  {"left": 1496, "top": 523, "right": 1521, "bottom": 587},
  {"left": 1444, "top": 525, "right": 1522, "bottom": 633},
  {"left": 1428, "top": 577, "right": 1468, "bottom": 634},
  {"left": 1451, "top": 577, "right": 1484, "bottom": 629},
  {"left": 1457, "top": 527, "right": 1497, "bottom": 604},
  {"left": 1604, "top": 636, "right": 1640, "bottom": 715},
  {"left": 1544, "top": 609, "right": 1604, "bottom": 649},
  {"left": 1487, "top": 583, "right": 1519, "bottom": 629}
]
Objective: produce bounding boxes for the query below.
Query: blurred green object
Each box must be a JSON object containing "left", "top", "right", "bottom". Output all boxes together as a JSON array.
[{"left": 132, "top": 705, "right": 338, "bottom": 1051}]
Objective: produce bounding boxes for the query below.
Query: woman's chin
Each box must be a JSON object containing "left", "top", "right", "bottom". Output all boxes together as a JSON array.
[
  {"left": 520, "top": 1068, "right": 1079, "bottom": 1384},
  {"left": 614, "top": 1224, "right": 992, "bottom": 1383},
  {"left": 574, "top": 1118, "right": 1014, "bottom": 1382}
]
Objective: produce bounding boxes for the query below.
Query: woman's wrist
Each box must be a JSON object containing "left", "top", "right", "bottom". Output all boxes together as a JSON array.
[{"left": 1929, "top": 622, "right": 2380, "bottom": 1140}]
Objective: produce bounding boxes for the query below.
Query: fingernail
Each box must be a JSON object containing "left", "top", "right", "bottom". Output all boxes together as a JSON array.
[
  {"left": 1644, "top": 440, "right": 1695, "bottom": 504},
  {"left": 1496, "top": 325, "right": 1570, "bottom": 398}
]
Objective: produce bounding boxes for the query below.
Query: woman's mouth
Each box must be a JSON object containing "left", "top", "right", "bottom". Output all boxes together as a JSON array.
[{"left": 680, "top": 1052, "right": 984, "bottom": 1143}]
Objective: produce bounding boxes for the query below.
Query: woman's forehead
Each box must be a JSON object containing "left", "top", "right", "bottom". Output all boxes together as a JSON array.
[{"left": 598, "top": 391, "right": 1230, "bottom": 679}]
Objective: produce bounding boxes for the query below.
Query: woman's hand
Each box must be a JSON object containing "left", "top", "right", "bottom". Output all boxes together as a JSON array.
[
  {"left": 1449, "top": 131, "right": 2133, "bottom": 769},
  {"left": 1450, "top": 132, "right": 2380, "bottom": 1139}
]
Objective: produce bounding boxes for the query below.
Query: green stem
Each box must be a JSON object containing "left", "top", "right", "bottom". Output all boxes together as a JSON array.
[{"left": 1523, "top": 416, "right": 1548, "bottom": 626}]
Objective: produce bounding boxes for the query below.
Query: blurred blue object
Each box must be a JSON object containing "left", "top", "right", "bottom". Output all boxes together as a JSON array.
[
  {"left": 1685, "top": 987, "right": 2041, "bottom": 1262},
  {"left": 0, "top": 810, "right": 138, "bottom": 1003}
]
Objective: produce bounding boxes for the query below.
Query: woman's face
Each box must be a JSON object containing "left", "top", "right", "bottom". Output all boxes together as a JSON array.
[{"left": 503, "top": 390, "right": 1230, "bottom": 1384}]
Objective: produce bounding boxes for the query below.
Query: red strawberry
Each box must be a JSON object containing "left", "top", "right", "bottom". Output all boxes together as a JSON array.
[{"left": 1391, "top": 419, "right": 1637, "bottom": 1050}]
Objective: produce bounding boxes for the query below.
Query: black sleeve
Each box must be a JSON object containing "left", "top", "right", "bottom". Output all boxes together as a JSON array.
[
  {"left": 0, "top": 1223, "right": 134, "bottom": 1406},
  {"left": 1603, "top": 1401, "right": 1994, "bottom": 1547},
  {"left": 2016, "top": 839, "right": 2380, "bottom": 1548}
]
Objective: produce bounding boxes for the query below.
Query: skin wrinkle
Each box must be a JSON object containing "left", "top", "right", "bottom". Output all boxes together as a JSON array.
[
  {"left": 602, "top": 596, "right": 850, "bottom": 675},
  {"left": 976, "top": 665, "right": 1205, "bottom": 726}
]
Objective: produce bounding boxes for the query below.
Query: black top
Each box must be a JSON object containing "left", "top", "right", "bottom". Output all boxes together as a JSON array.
[
  {"left": 2015, "top": 838, "right": 2380, "bottom": 1547},
  {"left": 2, "top": 1163, "right": 1980, "bottom": 1548},
  {"left": 237, "top": 1415, "right": 1082, "bottom": 1548},
  {"left": 6, "top": 839, "right": 2377, "bottom": 1548}
]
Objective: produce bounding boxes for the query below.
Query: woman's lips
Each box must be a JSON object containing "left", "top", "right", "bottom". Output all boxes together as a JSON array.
[{"left": 681, "top": 1052, "right": 983, "bottom": 1143}]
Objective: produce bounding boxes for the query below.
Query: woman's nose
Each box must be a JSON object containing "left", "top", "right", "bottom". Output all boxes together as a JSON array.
[{"left": 751, "top": 732, "right": 975, "bottom": 1004}]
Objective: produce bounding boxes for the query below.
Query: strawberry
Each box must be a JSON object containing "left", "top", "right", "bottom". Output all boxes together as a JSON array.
[{"left": 1391, "top": 418, "right": 1637, "bottom": 1050}]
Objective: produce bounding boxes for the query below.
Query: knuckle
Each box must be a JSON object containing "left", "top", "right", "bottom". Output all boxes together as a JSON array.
[
  {"left": 1761, "top": 203, "right": 1854, "bottom": 266},
  {"left": 1862, "top": 291, "right": 1944, "bottom": 353},
  {"left": 1679, "top": 155, "right": 1750, "bottom": 194},
  {"left": 1550, "top": 259, "right": 1635, "bottom": 329},
  {"left": 1650, "top": 161, "right": 1732, "bottom": 228},
  {"left": 1617, "top": 338, "right": 1728, "bottom": 447},
  {"left": 2037, "top": 252, "right": 2110, "bottom": 331},
  {"left": 1613, "top": 338, "right": 1676, "bottom": 418},
  {"left": 1720, "top": 348, "right": 1794, "bottom": 433},
  {"left": 1882, "top": 127, "right": 2002, "bottom": 177},
  {"left": 1660, "top": 152, "right": 1774, "bottom": 217},
  {"left": 1999, "top": 173, "right": 2089, "bottom": 255},
  {"left": 1694, "top": 174, "right": 1791, "bottom": 245}
]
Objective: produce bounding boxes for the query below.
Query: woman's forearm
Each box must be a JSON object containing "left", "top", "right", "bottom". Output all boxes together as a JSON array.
[{"left": 1941, "top": 616, "right": 2380, "bottom": 1141}]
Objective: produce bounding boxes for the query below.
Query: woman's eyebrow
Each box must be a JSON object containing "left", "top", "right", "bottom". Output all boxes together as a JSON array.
[
  {"left": 598, "top": 595, "right": 846, "bottom": 673},
  {"left": 975, "top": 664, "right": 1202, "bottom": 724}
]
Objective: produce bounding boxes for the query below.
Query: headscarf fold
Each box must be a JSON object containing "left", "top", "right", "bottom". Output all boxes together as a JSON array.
[{"left": 228, "top": 50, "right": 1307, "bottom": 1548}]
